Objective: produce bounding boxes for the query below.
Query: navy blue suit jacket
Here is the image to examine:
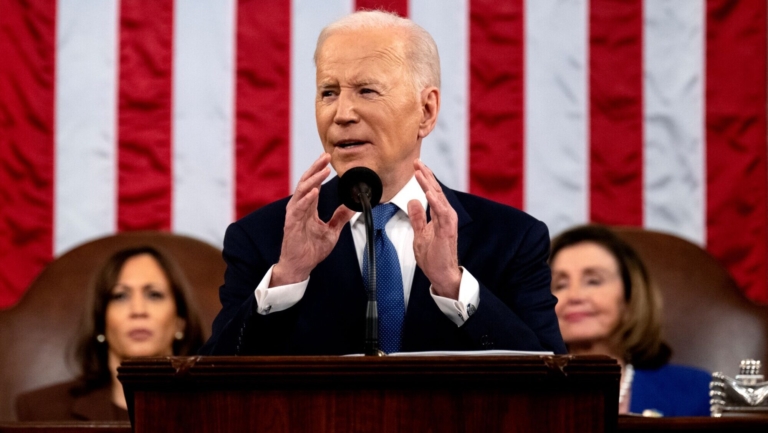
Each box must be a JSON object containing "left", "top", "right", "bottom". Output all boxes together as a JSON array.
[
  {"left": 200, "top": 177, "right": 565, "bottom": 355},
  {"left": 631, "top": 364, "right": 712, "bottom": 417}
]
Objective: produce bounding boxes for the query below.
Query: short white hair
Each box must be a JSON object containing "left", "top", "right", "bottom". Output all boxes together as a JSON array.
[{"left": 314, "top": 10, "right": 441, "bottom": 90}]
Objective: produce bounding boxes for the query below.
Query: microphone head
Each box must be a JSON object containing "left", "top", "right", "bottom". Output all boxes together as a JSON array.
[{"left": 338, "top": 167, "right": 383, "bottom": 212}]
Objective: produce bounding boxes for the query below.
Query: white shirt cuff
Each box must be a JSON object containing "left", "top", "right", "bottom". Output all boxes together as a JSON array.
[
  {"left": 429, "top": 266, "right": 480, "bottom": 327},
  {"left": 253, "top": 265, "right": 309, "bottom": 315}
]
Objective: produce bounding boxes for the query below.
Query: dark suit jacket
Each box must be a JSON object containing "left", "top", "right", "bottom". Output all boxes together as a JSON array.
[
  {"left": 201, "top": 177, "right": 565, "bottom": 355},
  {"left": 16, "top": 380, "right": 129, "bottom": 421}
]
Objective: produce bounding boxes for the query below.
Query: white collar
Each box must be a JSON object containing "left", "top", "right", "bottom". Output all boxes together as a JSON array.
[{"left": 349, "top": 175, "right": 427, "bottom": 225}]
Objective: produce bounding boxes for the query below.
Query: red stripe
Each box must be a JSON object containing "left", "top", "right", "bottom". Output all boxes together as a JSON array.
[
  {"left": 589, "top": 0, "right": 643, "bottom": 226},
  {"left": 469, "top": 0, "right": 525, "bottom": 209},
  {"left": 0, "top": 0, "right": 56, "bottom": 308},
  {"left": 116, "top": 0, "right": 174, "bottom": 231},
  {"left": 355, "top": 0, "right": 409, "bottom": 17},
  {"left": 706, "top": 0, "right": 768, "bottom": 304},
  {"left": 234, "top": 0, "right": 291, "bottom": 219}
]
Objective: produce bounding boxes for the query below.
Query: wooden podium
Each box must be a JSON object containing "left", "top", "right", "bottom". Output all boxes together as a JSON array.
[{"left": 118, "top": 355, "right": 619, "bottom": 432}]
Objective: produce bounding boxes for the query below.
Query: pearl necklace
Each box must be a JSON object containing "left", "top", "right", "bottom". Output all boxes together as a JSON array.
[{"left": 619, "top": 364, "right": 634, "bottom": 404}]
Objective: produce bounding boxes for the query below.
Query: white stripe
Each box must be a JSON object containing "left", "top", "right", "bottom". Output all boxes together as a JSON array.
[
  {"left": 291, "top": 0, "right": 354, "bottom": 187},
  {"left": 524, "top": 0, "right": 589, "bottom": 236},
  {"left": 643, "top": 0, "right": 705, "bottom": 245},
  {"left": 172, "top": 0, "right": 236, "bottom": 249},
  {"left": 54, "top": 0, "right": 119, "bottom": 255},
  {"left": 410, "top": 0, "right": 469, "bottom": 192}
]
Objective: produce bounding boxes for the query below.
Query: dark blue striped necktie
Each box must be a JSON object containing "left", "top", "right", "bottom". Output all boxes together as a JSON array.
[{"left": 362, "top": 203, "right": 405, "bottom": 354}]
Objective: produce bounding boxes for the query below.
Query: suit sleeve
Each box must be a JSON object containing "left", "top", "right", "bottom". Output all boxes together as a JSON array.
[
  {"left": 199, "top": 221, "right": 301, "bottom": 355},
  {"left": 459, "top": 220, "right": 567, "bottom": 354}
]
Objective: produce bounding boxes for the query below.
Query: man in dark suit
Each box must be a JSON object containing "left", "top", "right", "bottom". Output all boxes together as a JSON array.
[{"left": 201, "top": 10, "right": 565, "bottom": 356}]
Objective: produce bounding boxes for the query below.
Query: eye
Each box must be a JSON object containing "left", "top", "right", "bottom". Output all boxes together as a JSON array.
[
  {"left": 359, "top": 87, "right": 377, "bottom": 96},
  {"left": 110, "top": 291, "right": 128, "bottom": 302},
  {"left": 551, "top": 279, "right": 567, "bottom": 292},
  {"left": 586, "top": 277, "right": 603, "bottom": 286},
  {"left": 320, "top": 90, "right": 336, "bottom": 99},
  {"left": 145, "top": 288, "right": 168, "bottom": 300}
]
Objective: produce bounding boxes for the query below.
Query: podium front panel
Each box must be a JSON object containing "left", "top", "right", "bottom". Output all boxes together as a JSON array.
[{"left": 119, "top": 355, "right": 619, "bottom": 432}]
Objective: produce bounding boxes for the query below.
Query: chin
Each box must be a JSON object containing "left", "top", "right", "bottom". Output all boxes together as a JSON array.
[
  {"left": 562, "top": 332, "right": 599, "bottom": 345},
  {"left": 331, "top": 154, "right": 375, "bottom": 174},
  {"left": 124, "top": 345, "right": 169, "bottom": 358}
]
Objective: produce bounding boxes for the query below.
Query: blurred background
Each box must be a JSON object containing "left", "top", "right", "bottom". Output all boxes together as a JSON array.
[{"left": 1, "top": 0, "right": 766, "bottom": 309}]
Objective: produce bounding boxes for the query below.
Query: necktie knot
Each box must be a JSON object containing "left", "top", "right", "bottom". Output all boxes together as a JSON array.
[{"left": 371, "top": 203, "right": 399, "bottom": 231}]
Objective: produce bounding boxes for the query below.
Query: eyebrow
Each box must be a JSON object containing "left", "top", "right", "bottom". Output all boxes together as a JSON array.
[
  {"left": 552, "top": 267, "right": 614, "bottom": 277},
  {"left": 582, "top": 267, "right": 615, "bottom": 276},
  {"left": 317, "top": 80, "right": 338, "bottom": 89},
  {"left": 317, "top": 77, "right": 380, "bottom": 89}
]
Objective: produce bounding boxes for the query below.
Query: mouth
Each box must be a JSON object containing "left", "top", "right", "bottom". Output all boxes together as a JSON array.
[
  {"left": 128, "top": 329, "right": 153, "bottom": 341},
  {"left": 563, "top": 312, "right": 593, "bottom": 322},
  {"left": 334, "top": 139, "right": 369, "bottom": 150}
]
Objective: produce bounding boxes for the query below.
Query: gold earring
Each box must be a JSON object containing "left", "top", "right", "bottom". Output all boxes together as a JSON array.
[
  {"left": 96, "top": 334, "right": 106, "bottom": 343},
  {"left": 174, "top": 331, "right": 184, "bottom": 340}
]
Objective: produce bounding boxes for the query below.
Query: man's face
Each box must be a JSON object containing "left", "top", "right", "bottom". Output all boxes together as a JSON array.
[{"left": 315, "top": 28, "right": 425, "bottom": 189}]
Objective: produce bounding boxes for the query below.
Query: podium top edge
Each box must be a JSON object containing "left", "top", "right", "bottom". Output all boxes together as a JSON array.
[{"left": 117, "top": 354, "right": 620, "bottom": 384}]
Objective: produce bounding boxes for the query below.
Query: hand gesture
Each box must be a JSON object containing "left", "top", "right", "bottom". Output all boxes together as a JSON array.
[
  {"left": 407, "top": 159, "right": 462, "bottom": 299},
  {"left": 271, "top": 153, "right": 355, "bottom": 286}
]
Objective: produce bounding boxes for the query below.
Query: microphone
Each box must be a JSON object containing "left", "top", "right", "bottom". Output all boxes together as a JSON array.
[
  {"left": 338, "top": 167, "right": 383, "bottom": 356},
  {"left": 337, "top": 166, "right": 383, "bottom": 212}
]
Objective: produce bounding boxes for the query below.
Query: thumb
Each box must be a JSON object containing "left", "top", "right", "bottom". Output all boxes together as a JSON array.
[{"left": 328, "top": 205, "right": 355, "bottom": 232}]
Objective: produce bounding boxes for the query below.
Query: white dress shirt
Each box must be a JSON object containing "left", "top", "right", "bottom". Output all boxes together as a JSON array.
[{"left": 252, "top": 176, "right": 480, "bottom": 326}]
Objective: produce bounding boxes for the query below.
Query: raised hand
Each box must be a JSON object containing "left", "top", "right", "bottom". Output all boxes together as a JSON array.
[
  {"left": 407, "top": 159, "right": 462, "bottom": 299},
  {"left": 271, "top": 153, "right": 355, "bottom": 287}
]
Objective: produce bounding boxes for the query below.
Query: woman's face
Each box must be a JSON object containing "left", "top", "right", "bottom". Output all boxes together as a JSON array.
[
  {"left": 105, "top": 254, "right": 184, "bottom": 360},
  {"left": 551, "top": 242, "right": 626, "bottom": 347}
]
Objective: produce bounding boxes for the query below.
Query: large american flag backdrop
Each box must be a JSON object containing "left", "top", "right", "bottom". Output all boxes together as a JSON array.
[{"left": 1, "top": 0, "right": 766, "bottom": 308}]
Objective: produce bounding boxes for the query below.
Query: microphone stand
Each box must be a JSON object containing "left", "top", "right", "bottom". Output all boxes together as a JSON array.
[
  {"left": 358, "top": 183, "right": 381, "bottom": 356},
  {"left": 338, "top": 166, "right": 384, "bottom": 356}
]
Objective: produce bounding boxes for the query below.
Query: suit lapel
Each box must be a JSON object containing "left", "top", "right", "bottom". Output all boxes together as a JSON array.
[
  {"left": 315, "top": 175, "right": 364, "bottom": 297},
  {"left": 318, "top": 176, "right": 361, "bottom": 280}
]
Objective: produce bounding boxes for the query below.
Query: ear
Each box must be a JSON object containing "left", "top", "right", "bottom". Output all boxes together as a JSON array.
[{"left": 417, "top": 86, "right": 440, "bottom": 139}]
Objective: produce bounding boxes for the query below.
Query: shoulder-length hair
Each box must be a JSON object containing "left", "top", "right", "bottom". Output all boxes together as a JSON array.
[
  {"left": 74, "top": 245, "right": 205, "bottom": 389},
  {"left": 550, "top": 225, "right": 671, "bottom": 368}
]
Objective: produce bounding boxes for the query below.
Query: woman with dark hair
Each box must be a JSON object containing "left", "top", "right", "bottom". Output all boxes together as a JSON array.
[
  {"left": 550, "top": 225, "right": 710, "bottom": 417},
  {"left": 16, "top": 246, "right": 205, "bottom": 421}
]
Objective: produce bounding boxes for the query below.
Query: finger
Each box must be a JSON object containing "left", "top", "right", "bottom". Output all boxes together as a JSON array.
[
  {"left": 414, "top": 169, "right": 432, "bottom": 195},
  {"left": 298, "top": 153, "right": 331, "bottom": 183},
  {"left": 424, "top": 190, "right": 457, "bottom": 236},
  {"left": 293, "top": 165, "right": 331, "bottom": 200},
  {"left": 407, "top": 199, "right": 428, "bottom": 235},
  {"left": 290, "top": 186, "right": 321, "bottom": 221},
  {"left": 414, "top": 166, "right": 446, "bottom": 215},
  {"left": 327, "top": 205, "right": 356, "bottom": 232},
  {"left": 415, "top": 159, "right": 441, "bottom": 192}
]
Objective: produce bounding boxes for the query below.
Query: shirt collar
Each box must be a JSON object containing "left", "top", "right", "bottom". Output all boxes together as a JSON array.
[{"left": 350, "top": 175, "right": 426, "bottom": 225}]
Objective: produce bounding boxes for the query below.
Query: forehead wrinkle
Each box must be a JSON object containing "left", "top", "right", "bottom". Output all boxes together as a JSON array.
[{"left": 317, "top": 33, "right": 409, "bottom": 77}]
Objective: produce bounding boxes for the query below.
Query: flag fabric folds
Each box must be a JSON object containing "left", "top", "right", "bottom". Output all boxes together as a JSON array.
[{"left": 1, "top": 0, "right": 766, "bottom": 308}]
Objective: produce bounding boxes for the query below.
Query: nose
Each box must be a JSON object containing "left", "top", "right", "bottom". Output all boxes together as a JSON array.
[
  {"left": 333, "top": 89, "right": 359, "bottom": 125},
  {"left": 129, "top": 295, "right": 148, "bottom": 317},
  {"left": 558, "top": 283, "right": 586, "bottom": 305}
]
